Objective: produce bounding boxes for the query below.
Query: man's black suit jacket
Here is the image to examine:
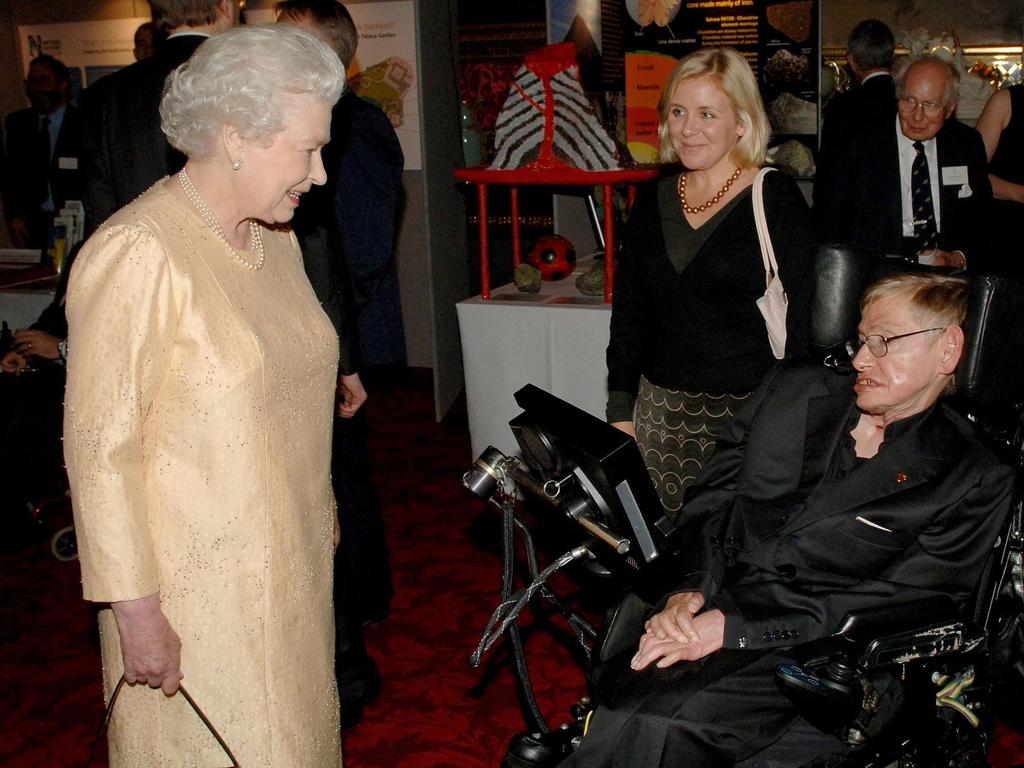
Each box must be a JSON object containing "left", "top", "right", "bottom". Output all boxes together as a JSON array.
[
  {"left": 816, "top": 74, "right": 895, "bottom": 197},
  {"left": 813, "top": 115, "right": 992, "bottom": 265},
  {"left": 673, "top": 361, "right": 1012, "bottom": 651},
  {"left": 80, "top": 34, "right": 205, "bottom": 233},
  {"left": 820, "top": 74, "right": 896, "bottom": 142},
  {"left": 332, "top": 92, "right": 405, "bottom": 367},
  {"left": 291, "top": 95, "right": 395, "bottom": 376},
  {"left": 2, "top": 104, "right": 84, "bottom": 223}
]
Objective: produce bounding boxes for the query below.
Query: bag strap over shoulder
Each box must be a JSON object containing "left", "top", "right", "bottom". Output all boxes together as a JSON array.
[{"left": 752, "top": 167, "right": 780, "bottom": 284}]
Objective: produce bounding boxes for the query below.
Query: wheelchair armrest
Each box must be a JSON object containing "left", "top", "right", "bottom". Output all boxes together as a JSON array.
[
  {"left": 823, "top": 595, "right": 982, "bottom": 671},
  {"left": 831, "top": 595, "right": 959, "bottom": 641},
  {"left": 858, "top": 620, "right": 985, "bottom": 670},
  {"left": 776, "top": 596, "right": 979, "bottom": 735},
  {"left": 596, "top": 592, "right": 650, "bottom": 664}
]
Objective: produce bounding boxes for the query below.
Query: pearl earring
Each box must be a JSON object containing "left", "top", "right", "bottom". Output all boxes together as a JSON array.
[{"left": 231, "top": 159, "right": 242, "bottom": 170}]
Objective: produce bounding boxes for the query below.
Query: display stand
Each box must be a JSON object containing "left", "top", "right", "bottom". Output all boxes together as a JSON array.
[
  {"left": 454, "top": 166, "right": 659, "bottom": 302},
  {"left": 456, "top": 256, "right": 613, "bottom": 458}
]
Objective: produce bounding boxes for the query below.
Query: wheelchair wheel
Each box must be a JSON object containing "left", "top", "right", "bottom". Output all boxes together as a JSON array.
[{"left": 51, "top": 525, "right": 78, "bottom": 561}]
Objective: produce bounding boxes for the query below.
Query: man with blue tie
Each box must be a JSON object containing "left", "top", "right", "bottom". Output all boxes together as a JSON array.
[{"left": 2, "top": 55, "right": 83, "bottom": 250}]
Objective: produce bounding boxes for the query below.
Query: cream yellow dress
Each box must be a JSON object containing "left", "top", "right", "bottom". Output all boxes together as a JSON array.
[{"left": 64, "top": 181, "right": 341, "bottom": 767}]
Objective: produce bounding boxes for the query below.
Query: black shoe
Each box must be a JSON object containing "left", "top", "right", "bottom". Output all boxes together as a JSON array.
[
  {"left": 501, "top": 727, "right": 576, "bottom": 768},
  {"left": 339, "top": 665, "right": 381, "bottom": 729}
]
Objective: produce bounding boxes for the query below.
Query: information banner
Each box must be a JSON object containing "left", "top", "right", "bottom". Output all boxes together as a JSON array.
[
  {"left": 18, "top": 18, "right": 151, "bottom": 90},
  {"left": 623, "top": 0, "right": 819, "bottom": 161}
]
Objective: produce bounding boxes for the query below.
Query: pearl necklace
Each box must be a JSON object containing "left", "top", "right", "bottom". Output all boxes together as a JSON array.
[
  {"left": 678, "top": 166, "right": 743, "bottom": 215},
  {"left": 179, "top": 168, "right": 265, "bottom": 271}
]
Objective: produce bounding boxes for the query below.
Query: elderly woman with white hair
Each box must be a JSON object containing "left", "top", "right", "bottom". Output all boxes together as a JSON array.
[{"left": 63, "top": 24, "right": 346, "bottom": 766}]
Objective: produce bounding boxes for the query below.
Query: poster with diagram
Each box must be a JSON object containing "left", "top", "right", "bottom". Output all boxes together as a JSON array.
[
  {"left": 254, "top": 1, "right": 423, "bottom": 170},
  {"left": 622, "top": 0, "right": 819, "bottom": 162},
  {"left": 346, "top": 0, "right": 421, "bottom": 170}
]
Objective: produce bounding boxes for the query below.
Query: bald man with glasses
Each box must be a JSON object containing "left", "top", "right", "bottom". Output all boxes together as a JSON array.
[{"left": 814, "top": 54, "right": 991, "bottom": 271}]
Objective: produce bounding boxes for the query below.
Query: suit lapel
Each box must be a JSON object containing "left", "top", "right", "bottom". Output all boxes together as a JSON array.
[
  {"left": 794, "top": 409, "right": 945, "bottom": 530},
  {"left": 935, "top": 125, "right": 959, "bottom": 246},
  {"left": 882, "top": 124, "right": 904, "bottom": 249},
  {"left": 797, "top": 389, "right": 854, "bottom": 495}
]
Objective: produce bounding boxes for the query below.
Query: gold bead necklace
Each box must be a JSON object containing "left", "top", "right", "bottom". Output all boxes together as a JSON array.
[
  {"left": 179, "top": 168, "right": 265, "bottom": 271},
  {"left": 678, "top": 166, "right": 743, "bottom": 215}
]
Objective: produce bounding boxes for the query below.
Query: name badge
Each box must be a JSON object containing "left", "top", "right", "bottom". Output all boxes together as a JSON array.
[
  {"left": 941, "top": 165, "right": 968, "bottom": 185},
  {"left": 57, "top": 156, "right": 78, "bottom": 170}
]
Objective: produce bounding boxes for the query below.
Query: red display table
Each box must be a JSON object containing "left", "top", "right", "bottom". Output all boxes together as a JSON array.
[{"left": 454, "top": 165, "right": 659, "bottom": 302}]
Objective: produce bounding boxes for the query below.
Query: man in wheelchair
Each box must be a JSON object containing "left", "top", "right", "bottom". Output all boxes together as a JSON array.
[{"left": 559, "top": 272, "right": 1015, "bottom": 767}]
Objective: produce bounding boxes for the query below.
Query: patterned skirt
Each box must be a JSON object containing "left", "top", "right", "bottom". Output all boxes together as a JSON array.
[{"left": 634, "top": 376, "right": 752, "bottom": 520}]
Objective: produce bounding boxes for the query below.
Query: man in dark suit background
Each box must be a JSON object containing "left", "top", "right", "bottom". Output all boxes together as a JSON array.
[
  {"left": 817, "top": 20, "right": 896, "bottom": 184},
  {"left": 562, "top": 272, "right": 1012, "bottom": 766},
  {"left": 332, "top": 49, "right": 406, "bottom": 369},
  {"left": 79, "top": 0, "right": 238, "bottom": 234},
  {"left": 277, "top": 0, "right": 399, "bottom": 729},
  {"left": 2, "top": 55, "right": 83, "bottom": 250},
  {"left": 280, "top": 0, "right": 406, "bottom": 369},
  {"left": 132, "top": 21, "right": 166, "bottom": 62},
  {"left": 814, "top": 54, "right": 991, "bottom": 270}
]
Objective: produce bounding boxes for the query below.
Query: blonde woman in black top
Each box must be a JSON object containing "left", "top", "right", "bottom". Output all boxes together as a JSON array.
[{"left": 607, "top": 47, "right": 816, "bottom": 518}]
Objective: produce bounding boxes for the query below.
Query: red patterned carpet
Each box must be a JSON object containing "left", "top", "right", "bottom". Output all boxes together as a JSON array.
[
  {"left": 2, "top": 371, "right": 1023, "bottom": 767},
  {"left": 0, "top": 372, "right": 588, "bottom": 768}
]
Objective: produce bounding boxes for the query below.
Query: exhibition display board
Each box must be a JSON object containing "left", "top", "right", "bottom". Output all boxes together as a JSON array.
[{"left": 623, "top": 0, "right": 821, "bottom": 161}]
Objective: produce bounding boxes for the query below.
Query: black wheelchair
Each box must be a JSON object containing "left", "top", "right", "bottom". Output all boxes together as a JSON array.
[{"left": 464, "top": 246, "right": 1024, "bottom": 768}]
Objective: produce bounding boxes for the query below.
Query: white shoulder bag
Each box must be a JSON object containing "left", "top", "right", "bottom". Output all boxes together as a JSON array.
[{"left": 753, "top": 167, "right": 787, "bottom": 359}]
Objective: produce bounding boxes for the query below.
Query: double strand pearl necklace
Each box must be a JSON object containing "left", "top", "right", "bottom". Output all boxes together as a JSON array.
[
  {"left": 179, "top": 168, "right": 265, "bottom": 271},
  {"left": 678, "top": 166, "right": 743, "bottom": 215}
]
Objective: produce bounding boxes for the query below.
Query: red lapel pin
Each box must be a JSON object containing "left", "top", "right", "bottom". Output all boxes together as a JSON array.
[{"left": 896, "top": 472, "right": 908, "bottom": 483}]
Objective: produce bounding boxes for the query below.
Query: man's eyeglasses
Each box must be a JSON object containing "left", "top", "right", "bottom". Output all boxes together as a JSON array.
[
  {"left": 897, "top": 95, "right": 945, "bottom": 118},
  {"left": 845, "top": 327, "right": 946, "bottom": 359}
]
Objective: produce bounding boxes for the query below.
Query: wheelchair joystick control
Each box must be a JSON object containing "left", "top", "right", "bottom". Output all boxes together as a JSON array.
[
  {"left": 822, "top": 655, "right": 858, "bottom": 688},
  {"left": 775, "top": 662, "right": 863, "bottom": 735}
]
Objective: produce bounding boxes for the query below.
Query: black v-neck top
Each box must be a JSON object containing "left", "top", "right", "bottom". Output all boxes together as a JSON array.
[
  {"left": 606, "top": 170, "right": 816, "bottom": 422},
  {"left": 661, "top": 176, "right": 750, "bottom": 273}
]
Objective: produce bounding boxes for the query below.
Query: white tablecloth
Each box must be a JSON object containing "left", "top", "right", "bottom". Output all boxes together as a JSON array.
[{"left": 457, "top": 266, "right": 611, "bottom": 458}]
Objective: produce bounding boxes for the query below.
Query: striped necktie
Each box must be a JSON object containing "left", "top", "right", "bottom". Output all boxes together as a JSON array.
[{"left": 911, "top": 141, "right": 938, "bottom": 251}]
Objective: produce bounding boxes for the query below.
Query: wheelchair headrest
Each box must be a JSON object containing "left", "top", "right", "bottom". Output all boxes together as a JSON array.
[
  {"left": 959, "top": 274, "right": 1024, "bottom": 412},
  {"left": 810, "top": 244, "right": 1024, "bottom": 414},
  {"left": 810, "top": 245, "right": 922, "bottom": 351}
]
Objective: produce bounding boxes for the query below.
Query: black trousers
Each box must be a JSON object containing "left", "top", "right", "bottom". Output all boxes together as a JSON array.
[
  {"left": 0, "top": 365, "right": 65, "bottom": 518},
  {"left": 333, "top": 542, "right": 379, "bottom": 703},
  {"left": 560, "top": 647, "right": 822, "bottom": 767},
  {"left": 331, "top": 410, "right": 389, "bottom": 713},
  {"left": 331, "top": 410, "right": 392, "bottom": 623}
]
